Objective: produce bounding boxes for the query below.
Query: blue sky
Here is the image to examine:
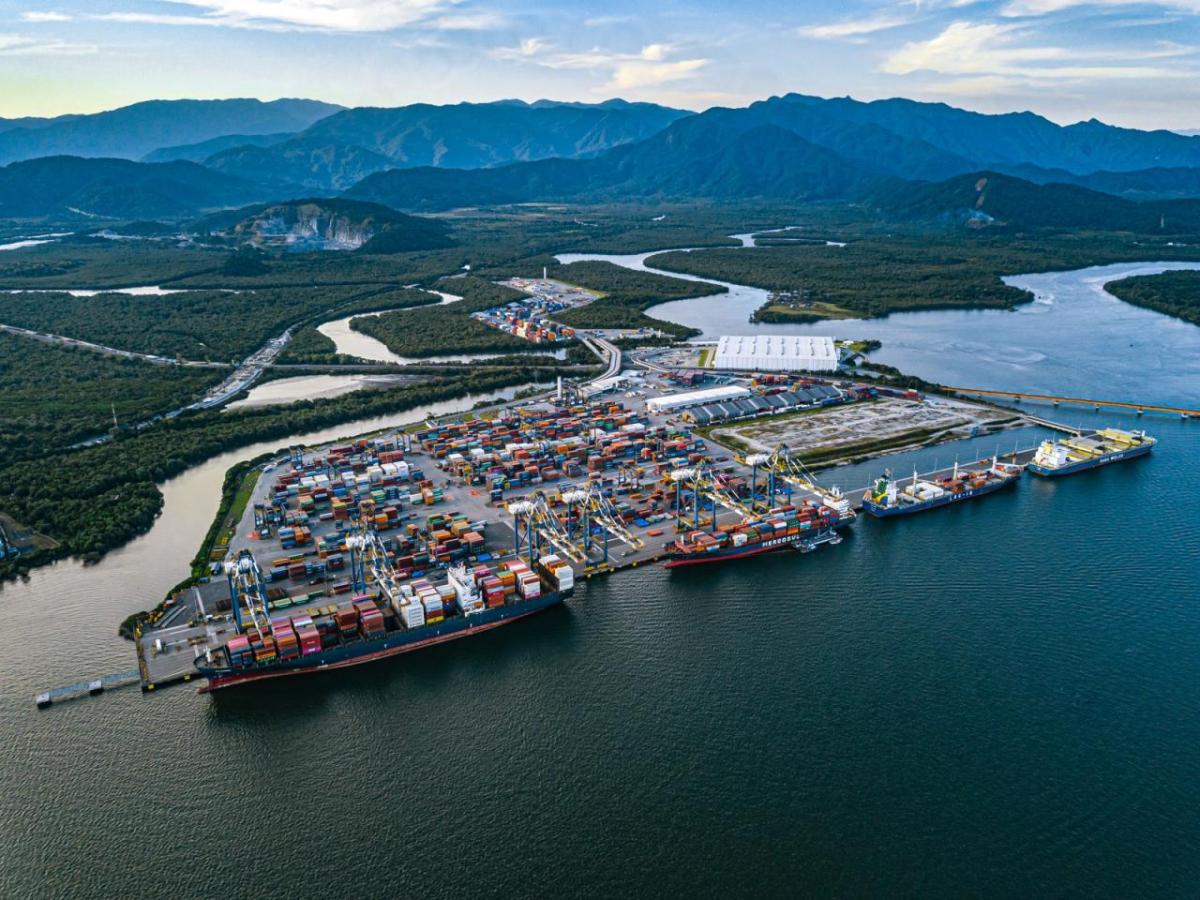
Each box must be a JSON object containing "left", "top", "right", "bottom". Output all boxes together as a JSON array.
[{"left": 1, "top": 0, "right": 1198, "bottom": 128}]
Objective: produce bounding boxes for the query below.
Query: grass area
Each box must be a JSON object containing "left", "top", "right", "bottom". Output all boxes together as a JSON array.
[
  {"left": 751, "top": 300, "right": 858, "bottom": 322},
  {"left": 697, "top": 346, "right": 714, "bottom": 367},
  {"left": 791, "top": 427, "right": 949, "bottom": 467},
  {"left": 213, "top": 465, "right": 261, "bottom": 561}
]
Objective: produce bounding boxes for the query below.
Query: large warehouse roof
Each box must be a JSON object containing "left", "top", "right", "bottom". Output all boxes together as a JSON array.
[
  {"left": 646, "top": 385, "right": 751, "bottom": 413},
  {"left": 713, "top": 335, "right": 837, "bottom": 372}
]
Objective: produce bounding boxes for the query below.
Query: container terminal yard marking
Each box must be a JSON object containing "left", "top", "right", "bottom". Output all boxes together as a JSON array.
[{"left": 946, "top": 387, "right": 1198, "bottom": 419}]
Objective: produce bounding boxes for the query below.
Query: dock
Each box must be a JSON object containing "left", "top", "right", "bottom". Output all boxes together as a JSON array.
[{"left": 35, "top": 670, "right": 141, "bottom": 709}]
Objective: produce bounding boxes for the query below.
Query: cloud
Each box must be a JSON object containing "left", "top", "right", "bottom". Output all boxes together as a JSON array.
[
  {"left": 20, "top": 11, "right": 72, "bottom": 22},
  {"left": 489, "top": 38, "right": 709, "bottom": 90},
  {"left": 605, "top": 58, "right": 708, "bottom": 90},
  {"left": 0, "top": 32, "right": 96, "bottom": 55},
  {"left": 96, "top": 0, "right": 455, "bottom": 33},
  {"left": 882, "top": 20, "right": 1196, "bottom": 80},
  {"left": 491, "top": 39, "right": 707, "bottom": 84},
  {"left": 429, "top": 11, "right": 504, "bottom": 30},
  {"left": 489, "top": 37, "right": 550, "bottom": 60},
  {"left": 583, "top": 15, "right": 635, "bottom": 27},
  {"left": 798, "top": 12, "right": 918, "bottom": 41},
  {"left": 1001, "top": 0, "right": 1200, "bottom": 15}
]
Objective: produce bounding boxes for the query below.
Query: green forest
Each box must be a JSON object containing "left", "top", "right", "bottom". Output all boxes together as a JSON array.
[
  {"left": 0, "top": 284, "right": 448, "bottom": 361},
  {"left": 350, "top": 277, "right": 539, "bottom": 357},
  {"left": 647, "top": 232, "right": 1200, "bottom": 318},
  {"left": 0, "top": 334, "right": 222, "bottom": 460},
  {"left": 1107, "top": 270, "right": 1200, "bottom": 326}
]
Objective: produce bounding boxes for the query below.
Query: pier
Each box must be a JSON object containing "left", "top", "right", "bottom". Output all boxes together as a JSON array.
[
  {"left": 946, "top": 387, "right": 1198, "bottom": 419},
  {"left": 35, "top": 670, "right": 141, "bottom": 709}
]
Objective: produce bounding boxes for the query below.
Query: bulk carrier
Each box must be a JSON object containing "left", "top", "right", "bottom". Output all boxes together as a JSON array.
[
  {"left": 662, "top": 499, "right": 849, "bottom": 567},
  {"left": 863, "top": 458, "right": 1023, "bottom": 518},
  {"left": 1028, "top": 428, "right": 1155, "bottom": 477},
  {"left": 194, "top": 556, "right": 573, "bottom": 691}
]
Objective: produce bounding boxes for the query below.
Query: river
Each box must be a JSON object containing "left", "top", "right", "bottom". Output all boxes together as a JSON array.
[
  {"left": 558, "top": 248, "right": 1200, "bottom": 408},
  {"left": 3, "top": 251, "right": 1200, "bottom": 897}
]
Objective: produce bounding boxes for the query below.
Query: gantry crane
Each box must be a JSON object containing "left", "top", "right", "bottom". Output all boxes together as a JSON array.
[
  {"left": 224, "top": 550, "right": 271, "bottom": 633},
  {"left": 746, "top": 446, "right": 854, "bottom": 517},
  {"left": 668, "top": 464, "right": 753, "bottom": 531},
  {"left": 345, "top": 527, "right": 397, "bottom": 604}
]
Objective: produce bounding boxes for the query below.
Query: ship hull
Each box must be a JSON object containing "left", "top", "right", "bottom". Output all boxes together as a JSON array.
[
  {"left": 863, "top": 474, "right": 1018, "bottom": 518},
  {"left": 662, "top": 528, "right": 840, "bottom": 568},
  {"left": 195, "top": 592, "right": 563, "bottom": 692},
  {"left": 1028, "top": 441, "right": 1152, "bottom": 477}
]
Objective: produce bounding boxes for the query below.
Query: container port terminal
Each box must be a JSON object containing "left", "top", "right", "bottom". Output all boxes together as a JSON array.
[{"left": 34, "top": 341, "right": 1175, "bottom": 706}]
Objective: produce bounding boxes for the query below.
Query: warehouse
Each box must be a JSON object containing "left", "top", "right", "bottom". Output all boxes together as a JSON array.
[
  {"left": 713, "top": 335, "right": 837, "bottom": 372},
  {"left": 646, "top": 385, "right": 751, "bottom": 414},
  {"left": 683, "top": 385, "right": 844, "bottom": 425}
]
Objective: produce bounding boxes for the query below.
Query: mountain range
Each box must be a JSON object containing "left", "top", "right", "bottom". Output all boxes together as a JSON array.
[
  {"left": 0, "top": 98, "right": 341, "bottom": 166},
  {"left": 7, "top": 93, "right": 1200, "bottom": 231},
  {"left": 200, "top": 99, "right": 690, "bottom": 190}
]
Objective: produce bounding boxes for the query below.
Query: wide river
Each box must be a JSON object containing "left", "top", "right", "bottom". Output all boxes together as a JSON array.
[{"left": 3, "top": 248, "right": 1199, "bottom": 897}]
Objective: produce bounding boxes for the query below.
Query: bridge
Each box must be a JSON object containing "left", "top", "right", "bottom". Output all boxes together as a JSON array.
[{"left": 945, "top": 387, "right": 1198, "bottom": 419}]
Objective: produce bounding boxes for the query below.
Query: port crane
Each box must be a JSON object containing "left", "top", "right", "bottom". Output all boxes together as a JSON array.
[
  {"left": 574, "top": 480, "right": 644, "bottom": 564},
  {"left": 507, "top": 493, "right": 584, "bottom": 567},
  {"left": 510, "top": 482, "right": 644, "bottom": 568},
  {"left": 669, "top": 464, "right": 753, "bottom": 531},
  {"left": 224, "top": 550, "right": 271, "bottom": 633},
  {"left": 748, "top": 447, "right": 854, "bottom": 517},
  {"left": 346, "top": 526, "right": 403, "bottom": 606}
]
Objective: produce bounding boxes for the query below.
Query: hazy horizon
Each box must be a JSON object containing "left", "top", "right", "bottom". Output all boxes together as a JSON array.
[{"left": 2, "top": 1, "right": 1199, "bottom": 130}]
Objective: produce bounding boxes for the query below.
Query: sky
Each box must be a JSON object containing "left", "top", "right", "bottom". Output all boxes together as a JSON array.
[{"left": 1, "top": 0, "right": 1199, "bottom": 129}]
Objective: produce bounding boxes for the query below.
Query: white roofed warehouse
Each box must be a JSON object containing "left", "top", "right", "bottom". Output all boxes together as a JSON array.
[
  {"left": 646, "top": 385, "right": 751, "bottom": 414},
  {"left": 712, "top": 335, "right": 838, "bottom": 372}
]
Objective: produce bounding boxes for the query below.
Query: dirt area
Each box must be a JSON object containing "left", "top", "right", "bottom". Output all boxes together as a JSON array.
[
  {"left": 0, "top": 511, "right": 58, "bottom": 554},
  {"left": 711, "top": 397, "right": 1014, "bottom": 460}
]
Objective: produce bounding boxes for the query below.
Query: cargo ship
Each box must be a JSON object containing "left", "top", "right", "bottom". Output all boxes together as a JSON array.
[
  {"left": 662, "top": 500, "right": 848, "bottom": 567},
  {"left": 1028, "top": 428, "right": 1155, "bottom": 477},
  {"left": 194, "top": 556, "right": 574, "bottom": 692},
  {"left": 863, "top": 457, "right": 1022, "bottom": 518}
]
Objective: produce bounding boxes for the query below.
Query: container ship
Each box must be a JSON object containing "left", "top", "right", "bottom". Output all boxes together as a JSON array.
[
  {"left": 662, "top": 500, "right": 847, "bottom": 567},
  {"left": 863, "top": 457, "right": 1023, "bottom": 518},
  {"left": 1028, "top": 428, "right": 1155, "bottom": 477},
  {"left": 194, "top": 556, "right": 574, "bottom": 692}
]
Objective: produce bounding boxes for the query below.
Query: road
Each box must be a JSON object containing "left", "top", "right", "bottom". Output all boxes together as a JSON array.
[
  {"left": 0, "top": 322, "right": 230, "bottom": 368},
  {"left": 583, "top": 336, "right": 622, "bottom": 381}
]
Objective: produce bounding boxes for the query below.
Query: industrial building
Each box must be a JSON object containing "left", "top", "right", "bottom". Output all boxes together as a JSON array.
[
  {"left": 646, "top": 385, "right": 751, "bottom": 414},
  {"left": 683, "top": 385, "right": 842, "bottom": 425},
  {"left": 713, "top": 335, "right": 837, "bottom": 372}
]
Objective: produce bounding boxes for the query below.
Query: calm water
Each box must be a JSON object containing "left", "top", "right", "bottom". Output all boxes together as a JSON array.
[{"left": 3, "top": 260, "right": 1200, "bottom": 897}]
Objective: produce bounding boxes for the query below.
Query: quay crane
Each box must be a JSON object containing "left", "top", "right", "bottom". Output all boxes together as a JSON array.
[
  {"left": 509, "top": 483, "right": 645, "bottom": 568},
  {"left": 668, "top": 464, "right": 754, "bottom": 531},
  {"left": 224, "top": 550, "right": 271, "bottom": 633},
  {"left": 746, "top": 447, "right": 854, "bottom": 518},
  {"left": 345, "top": 527, "right": 401, "bottom": 605}
]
